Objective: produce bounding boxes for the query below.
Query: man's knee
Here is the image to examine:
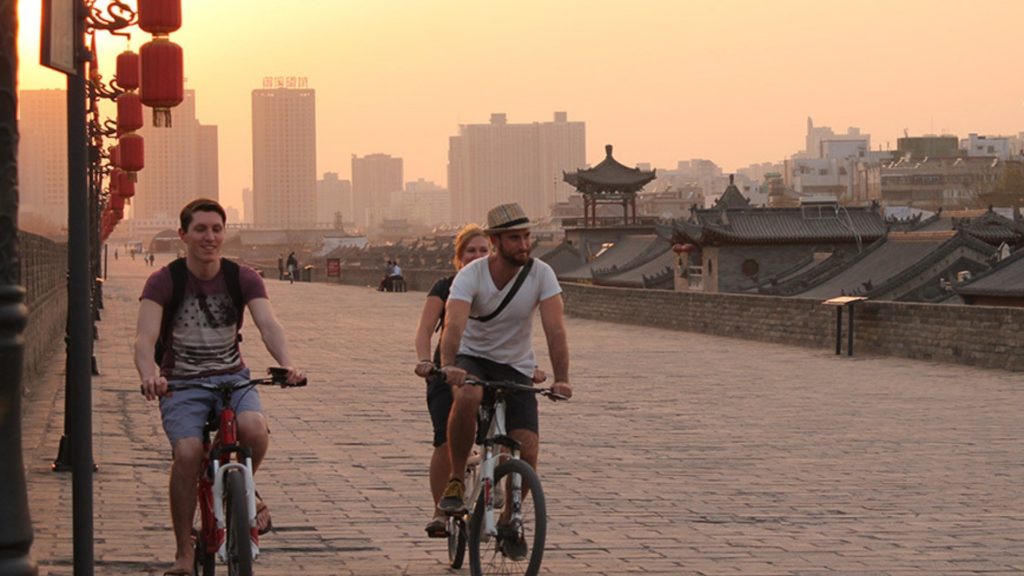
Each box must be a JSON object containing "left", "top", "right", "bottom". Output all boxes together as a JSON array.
[
  {"left": 236, "top": 411, "right": 268, "bottom": 445},
  {"left": 172, "top": 438, "right": 204, "bottom": 472},
  {"left": 510, "top": 429, "right": 539, "bottom": 461}
]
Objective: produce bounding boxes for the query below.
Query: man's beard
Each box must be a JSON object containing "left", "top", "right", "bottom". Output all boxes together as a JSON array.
[{"left": 498, "top": 245, "right": 530, "bottom": 266}]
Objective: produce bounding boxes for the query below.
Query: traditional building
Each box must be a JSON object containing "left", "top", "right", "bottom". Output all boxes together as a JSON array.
[
  {"left": 563, "top": 144, "right": 656, "bottom": 229},
  {"left": 757, "top": 231, "right": 996, "bottom": 302},
  {"left": 956, "top": 247, "right": 1024, "bottom": 307},
  {"left": 668, "top": 193, "right": 888, "bottom": 293}
]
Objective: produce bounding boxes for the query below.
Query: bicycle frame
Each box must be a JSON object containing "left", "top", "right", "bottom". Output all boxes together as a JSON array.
[
  {"left": 197, "top": 398, "right": 260, "bottom": 563},
  {"left": 471, "top": 393, "right": 525, "bottom": 540}
]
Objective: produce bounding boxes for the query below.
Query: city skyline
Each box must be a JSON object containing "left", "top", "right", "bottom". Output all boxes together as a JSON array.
[{"left": 15, "top": 0, "right": 1024, "bottom": 217}]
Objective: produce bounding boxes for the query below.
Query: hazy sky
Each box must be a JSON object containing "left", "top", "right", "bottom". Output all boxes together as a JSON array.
[{"left": 17, "top": 0, "right": 1024, "bottom": 213}]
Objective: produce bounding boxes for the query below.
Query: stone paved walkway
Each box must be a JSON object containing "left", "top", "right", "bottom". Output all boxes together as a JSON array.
[{"left": 21, "top": 255, "right": 1024, "bottom": 575}]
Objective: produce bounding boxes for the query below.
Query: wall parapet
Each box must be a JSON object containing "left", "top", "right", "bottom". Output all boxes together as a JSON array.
[
  {"left": 560, "top": 283, "right": 1024, "bottom": 372},
  {"left": 19, "top": 232, "right": 68, "bottom": 385}
]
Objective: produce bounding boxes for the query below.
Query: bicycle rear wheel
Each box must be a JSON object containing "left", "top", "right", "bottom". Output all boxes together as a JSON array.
[
  {"left": 468, "top": 459, "right": 546, "bottom": 576},
  {"left": 225, "top": 470, "right": 253, "bottom": 576}
]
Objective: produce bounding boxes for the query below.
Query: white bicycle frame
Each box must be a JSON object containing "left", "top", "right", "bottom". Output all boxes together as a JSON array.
[
  {"left": 212, "top": 458, "right": 259, "bottom": 561},
  {"left": 472, "top": 396, "right": 525, "bottom": 539}
]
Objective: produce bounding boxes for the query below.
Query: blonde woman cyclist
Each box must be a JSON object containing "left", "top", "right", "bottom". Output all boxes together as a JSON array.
[{"left": 414, "top": 224, "right": 491, "bottom": 537}]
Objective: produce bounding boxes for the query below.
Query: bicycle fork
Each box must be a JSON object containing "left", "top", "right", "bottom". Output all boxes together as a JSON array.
[
  {"left": 479, "top": 441, "right": 524, "bottom": 539},
  {"left": 212, "top": 458, "right": 258, "bottom": 561}
]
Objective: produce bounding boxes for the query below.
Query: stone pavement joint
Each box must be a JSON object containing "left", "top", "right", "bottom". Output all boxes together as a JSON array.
[{"left": 22, "top": 255, "right": 1024, "bottom": 575}]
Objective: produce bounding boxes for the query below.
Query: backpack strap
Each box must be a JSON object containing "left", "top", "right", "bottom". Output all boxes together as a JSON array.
[
  {"left": 155, "top": 258, "right": 189, "bottom": 363},
  {"left": 220, "top": 258, "right": 245, "bottom": 331},
  {"left": 470, "top": 258, "right": 534, "bottom": 323}
]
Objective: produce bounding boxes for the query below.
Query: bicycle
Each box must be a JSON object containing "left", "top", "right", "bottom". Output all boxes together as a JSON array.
[
  {"left": 162, "top": 367, "right": 307, "bottom": 576},
  {"left": 440, "top": 373, "right": 567, "bottom": 576}
]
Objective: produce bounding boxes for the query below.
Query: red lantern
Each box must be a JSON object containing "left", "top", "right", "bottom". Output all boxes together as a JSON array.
[
  {"left": 114, "top": 207, "right": 125, "bottom": 220},
  {"left": 138, "top": 0, "right": 181, "bottom": 35},
  {"left": 117, "top": 92, "right": 144, "bottom": 135},
  {"left": 109, "top": 168, "right": 122, "bottom": 195},
  {"left": 140, "top": 37, "right": 183, "bottom": 127},
  {"left": 116, "top": 50, "right": 140, "bottom": 90},
  {"left": 110, "top": 193, "right": 125, "bottom": 211},
  {"left": 109, "top": 144, "right": 120, "bottom": 168},
  {"left": 118, "top": 170, "right": 136, "bottom": 199},
  {"left": 671, "top": 243, "right": 685, "bottom": 254},
  {"left": 118, "top": 133, "right": 145, "bottom": 175}
]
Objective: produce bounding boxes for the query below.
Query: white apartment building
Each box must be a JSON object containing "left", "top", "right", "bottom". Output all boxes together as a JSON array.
[
  {"left": 962, "top": 133, "right": 1014, "bottom": 159},
  {"left": 316, "top": 172, "right": 352, "bottom": 227},
  {"left": 18, "top": 89, "right": 68, "bottom": 234},
  {"left": 397, "top": 179, "right": 450, "bottom": 226},
  {"left": 252, "top": 86, "right": 317, "bottom": 228},
  {"left": 448, "top": 112, "right": 585, "bottom": 223}
]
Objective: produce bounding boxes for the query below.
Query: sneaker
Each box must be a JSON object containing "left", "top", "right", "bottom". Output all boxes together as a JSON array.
[
  {"left": 497, "top": 521, "right": 527, "bottom": 561},
  {"left": 438, "top": 479, "right": 465, "bottom": 513}
]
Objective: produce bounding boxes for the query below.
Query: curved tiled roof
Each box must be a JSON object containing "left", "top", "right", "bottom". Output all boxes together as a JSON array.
[
  {"left": 563, "top": 145, "right": 656, "bottom": 193},
  {"left": 673, "top": 205, "right": 888, "bottom": 245},
  {"left": 956, "top": 247, "right": 1024, "bottom": 298},
  {"left": 558, "top": 235, "right": 657, "bottom": 280},
  {"left": 790, "top": 232, "right": 995, "bottom": 300},
  {"left": 597, "top": 249, "right": 675, "bottom": 288}
]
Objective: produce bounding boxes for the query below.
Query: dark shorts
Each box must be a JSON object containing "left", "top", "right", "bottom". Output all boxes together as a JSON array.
[
  {"left": 160, "top": 368, "right": 262, "bottom": 447},
  {"left": 456, "top": 354, "right": 539, "bottom": 436}
]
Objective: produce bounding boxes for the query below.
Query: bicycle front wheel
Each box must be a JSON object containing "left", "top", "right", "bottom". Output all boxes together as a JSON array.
[
  {"left": 468, "top": 459, "right": 546, "bottom": 576},
  {"left": 225, "top": 470, "right": 253, "bottom": 576}
]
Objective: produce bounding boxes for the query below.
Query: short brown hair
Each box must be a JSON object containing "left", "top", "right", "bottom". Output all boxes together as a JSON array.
[
  {"left": 180, "top": 198, "right": 226, "bottom": 231},
  {"left": 452, "top": 224, "right": 486, "bottom": 270}
]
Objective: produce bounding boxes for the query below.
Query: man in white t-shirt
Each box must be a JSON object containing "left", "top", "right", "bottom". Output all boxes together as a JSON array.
[{"left": 438, "top": 203, "right": 572, "bottom": 522}]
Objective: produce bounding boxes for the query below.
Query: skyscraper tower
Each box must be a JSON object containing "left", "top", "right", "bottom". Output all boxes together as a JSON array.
[
  {"left": 17, "top": 89, "right": 68, "bottom": 233},
  {"left": 252, "top": 79, "right": 316, "bottom": 229},
  {"left": 448, "top": 111, "right": 585, "bottom": 223},
  {"left": 351, "top": 153, "right": 403, "bottom": 229},
  {"left": 133, "top": 89, "right": 219, "bottom": 227}
]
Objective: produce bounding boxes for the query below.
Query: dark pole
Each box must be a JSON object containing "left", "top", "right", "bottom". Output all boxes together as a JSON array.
[
  {"left": 0, "top": 0, "right": 39, "bottom": 573},
  {"left": 67, "top": 0, "right": 95, "bottom": 573},
  {"left": 847, "top": 304, "right": 855, "bottom": 357},
  {"left": 834, "top": 307, "right": 842, "bottom": 355}
]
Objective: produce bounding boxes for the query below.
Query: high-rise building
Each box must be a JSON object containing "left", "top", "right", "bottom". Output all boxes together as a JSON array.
[
  {"left": 401, "top": 179, "right": 450, "bottom": 226},
  {"left": 316, "top": 172, "right": 352, "bottom": 227},
  {"left": 132, "top": 89, "right": 219, "bottom": 229},
  {"left": 448, "top": 111, "right": 585, "bottom": 223},
  {"left": 351, "top": 153, "right": 403, "bottom": 229},
  {"left": 242, "top": 188, "right": 254, "bottom": 223},
  {"left": 18, "top": 89, "right": 68, "bottom": 234},
  {"left": 252, "top": 82, "right": 316, "bottom": 228}
]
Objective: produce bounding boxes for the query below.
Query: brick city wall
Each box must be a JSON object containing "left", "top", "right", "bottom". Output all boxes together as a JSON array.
[
  {"left": 20, "top": 232, "right": 68, "bottom": 385},
  {"left": 561, "top": 283, "right": 1024, "bottom": 372}
]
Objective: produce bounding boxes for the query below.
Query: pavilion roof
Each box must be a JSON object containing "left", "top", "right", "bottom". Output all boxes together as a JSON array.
[{"left": 563, "top": 145, "right": 656, "bottom": 194}]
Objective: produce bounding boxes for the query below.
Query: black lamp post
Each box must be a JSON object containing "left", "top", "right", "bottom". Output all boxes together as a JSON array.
[{"left": 0, "top": 2, "right": 39, "bottom": 575}]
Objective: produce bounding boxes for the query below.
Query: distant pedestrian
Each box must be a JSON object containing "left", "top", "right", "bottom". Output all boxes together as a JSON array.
[
  {"left": 114, "top": 249, "right": 119, "bottom": 261},
  {"left": 286, "top": 252, "right": 298, "bottom": 284},
  {"left": 277, "top": 254, "right": 285, "bottom": 281}
]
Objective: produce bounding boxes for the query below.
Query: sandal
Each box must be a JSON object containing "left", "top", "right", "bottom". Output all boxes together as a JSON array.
[
  {"left": 255, "top": 492, "right": 273, "bottom": 535},
  {"left": 425, "top": 516, "right": 447, "bottom": 538}
]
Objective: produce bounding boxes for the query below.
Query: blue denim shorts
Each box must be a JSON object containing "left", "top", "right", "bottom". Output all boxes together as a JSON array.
[{"left": 159, "top": 368, "right": 263, "bottom": 447}]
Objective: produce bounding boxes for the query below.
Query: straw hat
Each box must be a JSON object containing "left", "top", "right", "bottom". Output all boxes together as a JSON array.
[{"left": 483, "top": 203, "right": 534, "bottom": 233}]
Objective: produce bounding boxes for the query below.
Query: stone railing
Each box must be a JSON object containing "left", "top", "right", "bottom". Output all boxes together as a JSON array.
[
  {"left": 19, "top": 232, "right": 68, "bottom": 384},
  {"left": 561, "top": 283, "right": 1024, "bottom": 372}
]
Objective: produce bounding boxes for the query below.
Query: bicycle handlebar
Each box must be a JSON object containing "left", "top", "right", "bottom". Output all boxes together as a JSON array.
[
  {"left": 430, "top": 368, "right": 567, "bottom": 401},
  {"left": 147, "top": 367, "right": 307, "bottom": 396}
]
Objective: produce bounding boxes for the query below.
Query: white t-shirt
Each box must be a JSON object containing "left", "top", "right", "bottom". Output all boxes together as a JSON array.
[{"left": 448, "top": 257, "right": 562, "bottom": 377}]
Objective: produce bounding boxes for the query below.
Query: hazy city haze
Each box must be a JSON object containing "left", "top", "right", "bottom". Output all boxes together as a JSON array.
[{"left": 16, "top": 0, "right": 1024, "bottom": 216}]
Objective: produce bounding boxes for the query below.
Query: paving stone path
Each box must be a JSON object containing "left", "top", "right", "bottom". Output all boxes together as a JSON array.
[{"left": 22, "top": 255, "right": 1024, "bottom": 575}]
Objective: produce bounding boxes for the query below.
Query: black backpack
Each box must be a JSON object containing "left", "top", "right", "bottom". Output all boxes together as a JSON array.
[{"left": 154, "top": 258, "right": 245, "bottom": 364}]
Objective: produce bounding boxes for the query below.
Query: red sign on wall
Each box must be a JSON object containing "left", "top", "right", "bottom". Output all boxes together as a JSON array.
[{"left": 326, "top": 258, "right": 341, "bottom": 278}]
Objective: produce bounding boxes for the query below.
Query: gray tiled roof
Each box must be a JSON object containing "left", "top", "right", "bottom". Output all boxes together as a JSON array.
[
  {"left": 791, "top": 233, "right": 995, "bottom": 300},
  {"left": 558, "top": 235, "right": 657, "bottom": 280},
  {"left": 675, "top": 205, "right": 887, "bottom": 245},
  {"left": 956, "top": 248, "right": 1024, "bottom": 297},
  {"left": 597, "top": 249, "right": 675, "bottom": 288}
]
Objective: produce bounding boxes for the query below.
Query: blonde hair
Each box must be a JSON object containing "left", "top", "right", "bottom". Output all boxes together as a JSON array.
[{"left": 453, "top": 224, "right": 487, "bottom": 270}]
